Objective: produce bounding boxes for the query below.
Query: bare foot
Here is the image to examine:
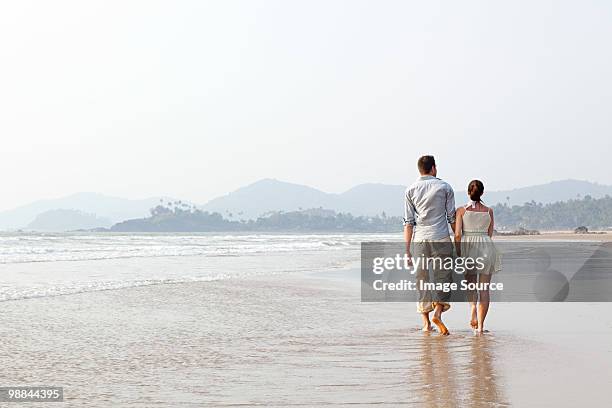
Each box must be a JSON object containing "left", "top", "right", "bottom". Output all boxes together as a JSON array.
[
  {"left": 470, "top": 307, "right": 477, "bottom": 329},
  {"left": 431, "top": 316, "right": 449, "bottom": 336},
  {"left": 422, "top": 324, "right": 434, "bottom": 332}
]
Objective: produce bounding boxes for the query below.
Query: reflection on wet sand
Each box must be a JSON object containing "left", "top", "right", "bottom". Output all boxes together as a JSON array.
[
  {"left": 416, "top": 333, "right": 508, "bottom": 407},
  {"left": 419, "top": 334, "right": 459, "bottom": 407},
  {"left": 467, "top": 336, "right": 507, "bottom": 407}
]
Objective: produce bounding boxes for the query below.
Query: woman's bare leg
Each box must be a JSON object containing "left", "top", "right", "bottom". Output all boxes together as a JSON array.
[
  {"left": 477, "top": 274, "right": 491, "bottom": 333},
  {"left": 466, "top": 274, "right": 478, "bottom": 329}
]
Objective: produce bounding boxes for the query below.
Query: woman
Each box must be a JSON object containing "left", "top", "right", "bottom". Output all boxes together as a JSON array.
[{"left": 454, "top": 180, "right": 501, "bottom": 334}]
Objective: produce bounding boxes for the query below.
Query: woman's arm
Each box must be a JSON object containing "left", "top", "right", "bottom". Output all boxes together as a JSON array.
[
  {"left": 488, "top": 208, "right": 495, "bottom": 238},
  {"left": 454, "top": 207, "right": 464, "bottom": 256}
]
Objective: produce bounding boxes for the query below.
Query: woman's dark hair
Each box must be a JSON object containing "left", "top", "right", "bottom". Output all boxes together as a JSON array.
[{"left": 468, "top": 180, "right": 484, "bottom": 202}]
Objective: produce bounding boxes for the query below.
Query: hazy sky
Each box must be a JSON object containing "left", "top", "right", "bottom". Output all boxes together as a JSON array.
[{"left": 1, "top": 1, "right": 611, "bottom": 211}]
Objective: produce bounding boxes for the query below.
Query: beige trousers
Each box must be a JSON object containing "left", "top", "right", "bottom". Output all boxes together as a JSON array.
[{"left": 412, "top": 237, "right": 454, "bottom": 314}]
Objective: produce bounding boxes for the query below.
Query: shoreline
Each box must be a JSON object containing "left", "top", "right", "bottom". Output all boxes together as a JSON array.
[{"left": 495, "top": 231, "right": 612, "bottom": 241}]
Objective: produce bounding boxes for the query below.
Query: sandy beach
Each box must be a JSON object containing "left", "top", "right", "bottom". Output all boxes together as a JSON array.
[
  {"left": 2, "top": 261, "right": 610, "bottom": 407},
  {"left": 498, "top": 231, "right": 612, "bottom": 242}
]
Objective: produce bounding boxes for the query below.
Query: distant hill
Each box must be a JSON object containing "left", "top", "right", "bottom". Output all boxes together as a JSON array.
[
  {"left": 3, "top": 179, "right": 612, "bottom": 231},
  {"left": 202, "top": 179, "right": 406, "bottom": 219},
  {"left": 335, "top": 183, "right": 406, "bottom": 217},
  {"left": 27, "top": 209, "right": 113, "bottom": 232},
  {"left": 0, "top": 192, "right": 173, "bottom": 231},
  {"left": 485, "top": 180, "right": 612, "bottom": 207},
  {"left": 202, "top": 178, "right": 612, "bottom": 219},
  {"left": 202, "top": 179, "right": 336, "bottom": 220}
]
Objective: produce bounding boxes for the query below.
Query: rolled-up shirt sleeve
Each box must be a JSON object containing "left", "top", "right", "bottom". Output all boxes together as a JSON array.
[
  {"left": 445, "top": 185, "right": 456, "bottom": 224},
  {"left": 403, "top": 190, "right": 416, "bottom": 226}
]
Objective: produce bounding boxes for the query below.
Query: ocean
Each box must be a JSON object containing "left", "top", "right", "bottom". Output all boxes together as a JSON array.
[{"left": 0, "top": 232, "right": 389, "bottom": 302}]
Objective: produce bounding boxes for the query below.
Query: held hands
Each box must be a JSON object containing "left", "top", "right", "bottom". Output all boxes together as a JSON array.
[{"left": 405, "top": 248, "right": 413, "bottom": 267}]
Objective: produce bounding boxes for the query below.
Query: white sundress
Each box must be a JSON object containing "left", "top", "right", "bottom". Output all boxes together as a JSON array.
[{"left": 460, "top": 210, "right": 502, "bottom": 275}]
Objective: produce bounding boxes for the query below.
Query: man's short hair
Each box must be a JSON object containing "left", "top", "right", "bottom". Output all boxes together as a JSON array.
[{"left": 417, "top": 155, "right": 436, "bottom": 174}]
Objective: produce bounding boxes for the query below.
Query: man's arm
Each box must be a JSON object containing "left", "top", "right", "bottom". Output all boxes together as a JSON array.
[
  {"left": 404, "top": 224, "right": 413, "bottom": 254},
  {"left": 445, "top": 185, "right": 457, "bottom": 233},
  {"left": 403, "top": 190, "right": 416, "bottom": 255}
]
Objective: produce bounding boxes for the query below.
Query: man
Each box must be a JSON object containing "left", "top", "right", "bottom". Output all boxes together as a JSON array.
[{"left": 404, "top": 155, "right": 456, "bottom": 335}]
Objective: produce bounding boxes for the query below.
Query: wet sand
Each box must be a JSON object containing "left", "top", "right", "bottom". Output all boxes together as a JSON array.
[{"left": 1, "top": 269, "right": 610, "bottom": 406}]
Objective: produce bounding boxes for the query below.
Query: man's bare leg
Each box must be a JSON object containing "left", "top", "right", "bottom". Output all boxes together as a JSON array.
[
  {"left": 421, "top": 312, "right": 433, "bottom": 331},
  {"left": 431, "top": 303, "right": 449, "bottom": 335}
]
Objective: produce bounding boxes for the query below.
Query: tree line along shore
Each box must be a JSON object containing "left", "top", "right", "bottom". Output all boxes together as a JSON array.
[{"left": 105, "top": 195, "right": 612, "bottom": 233}]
